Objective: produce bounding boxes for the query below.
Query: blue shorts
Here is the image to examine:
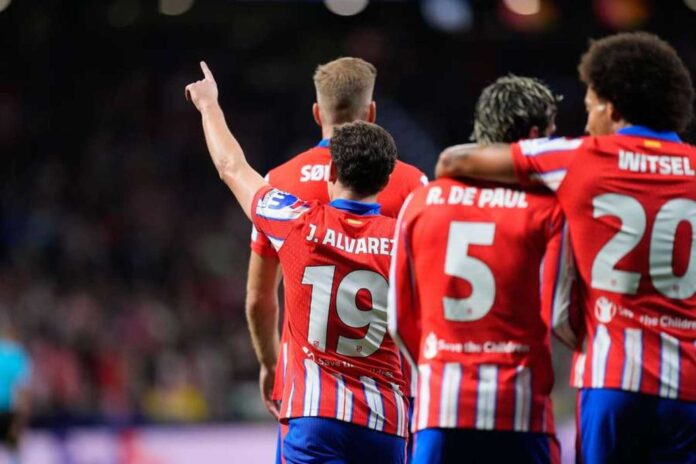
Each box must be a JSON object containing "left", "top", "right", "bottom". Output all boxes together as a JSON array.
[
  {"left": 282, "top": 417, "right": 406, "bottom": 464},
  {"left": 578, "top": 388, "right": 696, "bottom": 464},
  {"left": 412, "top": 428, "right": 559, "bottom": 464},
  {"left": 406, "top": 397, "right": 414, "bottom": 463}
]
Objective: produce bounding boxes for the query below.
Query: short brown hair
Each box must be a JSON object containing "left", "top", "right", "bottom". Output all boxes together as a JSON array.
[
  {"left": 313, "top": 57, "right": 377, "bottom": 124},
  {"left": 330, "top": 121, "right": 396, "bottom": 196},
  {"left": 578, "top": 32, "right": 694, "bottom": 132}
]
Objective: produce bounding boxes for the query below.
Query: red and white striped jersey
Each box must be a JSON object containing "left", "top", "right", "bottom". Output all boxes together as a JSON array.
[
  {"left": 251, "top": 185, "right": 409, "bottom": 437},
  {"left": 249, "top": 141, "right": 427, "bottom": 400},
  {"left": 511, "top": 127, "right": 696, "bottom": 401},
  {"left": 388, "top": 178, "right": 568, "bottom": 434}
]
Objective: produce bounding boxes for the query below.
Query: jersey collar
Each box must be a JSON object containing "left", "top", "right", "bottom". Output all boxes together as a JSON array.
[
  {"left": 329, "top": 198, "right": 381, "bottom": 216},
  {"left": 317, "top": 139, "right": 331, "bottom": 148},
  {"left": 617, "top": 125, "right": 681, "bottom": 143}
]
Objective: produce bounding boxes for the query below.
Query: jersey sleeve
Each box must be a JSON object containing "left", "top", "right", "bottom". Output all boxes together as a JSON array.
[
  {"left": 387, "top": 193, "right": 421, "bottom": 373},
  {"left": 540, "top": 208, "right": 581, "bottom": 348},
  {"left": 250, "top": 224, "right": 278, "bottom": 258},
  {"left": 511, "top": 137, "right": 584, "bottom": 191},
  {"left": 251, "top": 186, "right": 311, "bottom": 253},
  {"left": 248, "top": 173, "right": 280, "bottom": 258}
]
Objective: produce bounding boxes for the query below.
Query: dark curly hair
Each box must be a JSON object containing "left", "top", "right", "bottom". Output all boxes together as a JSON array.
[
  {"left": 330, "top": 122, "right": 397, "bottom": 196},
  {"left": 578, "top": 32, "right": 694, "bottom": 132},
  {"left": 472, "top": 74, "right": 560, "bottom": 144}
]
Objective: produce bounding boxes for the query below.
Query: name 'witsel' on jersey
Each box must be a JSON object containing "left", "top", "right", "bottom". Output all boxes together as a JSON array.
[{"left": 512, "top": 129, "right": 696, "bottom": 400}]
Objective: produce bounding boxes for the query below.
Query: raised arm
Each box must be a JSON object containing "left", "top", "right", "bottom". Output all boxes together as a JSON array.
[
  {"left": 186, "top": 62, "right": 266, "bottom": 219},
  {"left": 435, "top": 143, "right": 517, "bottom": 184}
]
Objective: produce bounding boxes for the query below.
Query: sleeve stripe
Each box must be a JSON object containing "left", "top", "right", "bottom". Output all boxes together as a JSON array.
[
  {"left": 255, "top": 207, "right": 310, "bottom": 221},
  {"left": 519, "top": 138, "right": 583, "bottom": 157},
  {"left": 530, "top": 169, "right": 568, "bottom": 191}
]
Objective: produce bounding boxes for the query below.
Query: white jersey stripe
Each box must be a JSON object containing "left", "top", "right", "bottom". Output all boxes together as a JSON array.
[
  {"left": 513, "top": 366, "right": 532, "bottom": 432},
  {"left": 361, "top": 376, "right": 385, "bottom": 432},
  {"left": 573, "top": 353, "right": 586, "bottom": 388},
  {"left": 391, "top": 383, "right": 407, "bottom": 437},
  {"left": 417, "top": 365, "right": 431, "bottom": 430},
  {"left": 519, "top": 137, "right": 583, "bottom": 157},
  {"left": 303, "top": 360, "right": 321, "bottom": 416},
  {"left": 282, "top": 342, "right": 288, "bottom": 378},
  {"left": 621, "top": 329, "right": 643, "bottom": 392},
  {"left": 438, "top": 363, "right": 462, "bottom": 428},
  {"left": 659, "top": 333, "right": 680, "bottom": 399},
  {"left": 591, "top": 325, "right": 611, "bottom": 388},
  {"left": 530, "top": 170, "right": 567, "bottom": 191},
  {"left": 335, "top": 375, "right": 347, "bottom": 421},
  {"left": 267, "top": 235, "right": 285, "bottom": 252},
  {"left": 475, "top": 365, "right": 497, "bottom": 430},
  {"left": 286, "top": 381, "right": 295, "bottom": 417}
]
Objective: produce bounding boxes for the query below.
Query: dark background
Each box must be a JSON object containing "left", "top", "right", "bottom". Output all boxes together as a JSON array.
[{"left": 1, "top": 0, "right": 695, "bottom": 425}]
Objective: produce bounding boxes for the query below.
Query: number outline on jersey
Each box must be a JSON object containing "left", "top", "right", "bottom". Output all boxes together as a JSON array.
[{"left": 303, "top": 265, "right": 389, "bottom": 357}]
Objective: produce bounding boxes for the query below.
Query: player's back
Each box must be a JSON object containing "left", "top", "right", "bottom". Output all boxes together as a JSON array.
[
  {"left": 252, "top": 188, "right": 409, "bottom": 437},
  {"left": 399, "top": 178, "right": 563, "bottom": 433},
  {"left": 265, "top": 142, "right": 427, "bottom": 217},
  {"left": 258, "top": 141, "right": 426, "bottom": 400},
  {"left": 552, "top": 131, "right": 696, "bottom": 399}
]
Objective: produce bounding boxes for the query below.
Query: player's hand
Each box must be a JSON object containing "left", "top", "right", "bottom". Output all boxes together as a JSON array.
[
  {"left": 259, "top": 364, "right": 280, "bottom": 419},
  {"left": 185, "top": 61, "right": 219, "bottom": 112},
  {"left": 435, "top": 143, "right": 476, "bottom": 178}
]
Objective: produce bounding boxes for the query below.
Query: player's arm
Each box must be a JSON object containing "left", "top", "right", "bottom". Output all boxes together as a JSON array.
[
  {"left": 435, "top": 143, "right": 517, "bottom": 183},
  {"left": 186, "top": 61, "right": 266, "bottom": 219},
  {"left": 387, "top": 196, "right": 420, "bottom": 369},
  {"left": 246, "top": 251, "right": 282, "bottom": 418}
]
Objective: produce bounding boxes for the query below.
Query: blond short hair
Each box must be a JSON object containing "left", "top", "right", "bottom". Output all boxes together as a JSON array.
[{"left": 313, "top": 57, "right": 377, "bottom": 124}]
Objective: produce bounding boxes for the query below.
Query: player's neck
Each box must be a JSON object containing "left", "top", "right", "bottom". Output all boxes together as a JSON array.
[
  {"left": 321, "top": 125, "right": 335, "bottom": 140},
  {"left": 330, "top": 184, "right": 377, "bottom": 204}
]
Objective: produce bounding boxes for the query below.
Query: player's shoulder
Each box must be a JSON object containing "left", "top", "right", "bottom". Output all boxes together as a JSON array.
[
  {"left": 255, "top": 187, "right": 315, "bottom": 220},
  {"left": 392, "top": 160, "right": 428, "bottom": 186},
  {"left": 515, "top": 136, "right": 589, "bottom": 157}
]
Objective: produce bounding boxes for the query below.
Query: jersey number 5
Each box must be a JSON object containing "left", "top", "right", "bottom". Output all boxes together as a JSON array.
[
  {"left": 443, "top": 221, "right": 496, "bottom": 321},
  {"left": 303, "top": 266, "right": 388, "bottom": 357}
]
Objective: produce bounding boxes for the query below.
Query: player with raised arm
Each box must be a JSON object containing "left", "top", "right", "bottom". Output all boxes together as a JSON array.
[
  {"left": 186, "top": 62, "right": 408, "bottom": 463},
  {"left": 436, "top": 32, "right": 696, "bottom": 463},
  {"left": 245, "top": 57, "right": 426, "bottom": 423},
  {"left": 389, "top": 75, "right": 572, "bottom": 464}
]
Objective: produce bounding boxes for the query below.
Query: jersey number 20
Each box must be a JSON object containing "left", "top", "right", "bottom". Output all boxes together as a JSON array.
[{"left": 592, "top": 194, "right": 696, "bottom": 299}]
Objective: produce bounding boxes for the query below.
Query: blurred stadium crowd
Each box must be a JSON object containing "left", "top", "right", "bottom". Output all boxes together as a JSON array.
[{"left": 1, "top": 0, "right": 695, "bottom": 427}]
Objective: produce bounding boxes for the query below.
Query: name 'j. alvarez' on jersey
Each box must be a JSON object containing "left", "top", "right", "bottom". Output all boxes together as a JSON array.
[
  {"left": 249, "top": 140, "right": 427, "bottom": 401},
  {"left": 511, "top": 126, "right": 696, "bottom": 401},
  {"left": 251, "top": 186, "right": 410, "bottom": 437}
]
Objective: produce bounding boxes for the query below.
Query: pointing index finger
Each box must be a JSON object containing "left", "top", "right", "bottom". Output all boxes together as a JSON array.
[{"left": 200, "top": 61, "right": 214, "bottom": 81}]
